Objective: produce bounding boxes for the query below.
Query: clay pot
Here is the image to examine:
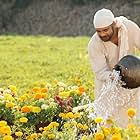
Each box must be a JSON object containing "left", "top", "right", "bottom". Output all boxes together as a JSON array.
[{"left": 114, "top": 55, "right": 140, "bottom": 89}]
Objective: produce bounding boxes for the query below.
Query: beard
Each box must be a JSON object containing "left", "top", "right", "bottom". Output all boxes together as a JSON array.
[
  {"left": 100, "top": 35, "right": 112, "bottom": 42},
  {"left": 99, "top": 27, "right": 114, "bottom": 42}
]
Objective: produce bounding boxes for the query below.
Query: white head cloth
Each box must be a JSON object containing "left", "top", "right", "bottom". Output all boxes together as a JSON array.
[
  {"left": 115, "top": 16, "right": 129, "bottom": 60},
  {"left": 93, "top": 8, "right": 114, "bottom": 28}
]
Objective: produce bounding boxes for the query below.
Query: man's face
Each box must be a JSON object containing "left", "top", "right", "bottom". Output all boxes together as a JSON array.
[{"left": 96, "top": 24, "right": 114, "bottom": 42}]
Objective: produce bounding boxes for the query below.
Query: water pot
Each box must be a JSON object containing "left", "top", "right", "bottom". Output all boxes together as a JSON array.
[{"left": 114, "top": 55, "right": 140, "bottom": 89}]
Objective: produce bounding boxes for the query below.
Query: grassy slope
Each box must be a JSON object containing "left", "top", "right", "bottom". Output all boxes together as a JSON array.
[{"left": 0, "top": 35, "right": 94, "bottom": 94}]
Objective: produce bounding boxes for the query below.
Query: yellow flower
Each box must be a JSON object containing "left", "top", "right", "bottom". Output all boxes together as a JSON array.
[
  {"left": 137, "top": 127, "right": 140, "bottom": 134},
  {"left": 66, "top": 112, "right": 74, "bottom": 119},
  {"left": 95, "top": 117, "right": 103, "bottom": 123},
  {"left": 3, "top": 135, "right": 13, "bottom": 140},
  {"left": 18, "top": 97, "right": 24, "bottom": 102},
  {"left": 32, "top": 87, "right": 41, "bottom": 93},
  {"left": 127, "top": 123, "right": 136, "bottom": 129},
  {"left": 47, "top": 133, "right": 55, "bottom": 139},
  {"left": 95, "top": 132, "right": 104, "bottom": 140},
  {"left": 44, "top": 126, "right": 51, "bottom": 131},
  {"left": 30, "top": 133, "right": 38, "bottom": 139},
  {"left": 41, "top": 93, "right": 48, "bottom": 98},
  {"left": 74, "top": 112, "right": 81, "bottom": 118},
  {"left": 26, "top": 136, "right": 32, "bottom": 140},
  {"left": 19, "top": 117, "right": 28, "bottom": 123},
  {"left": 112, "top": 127, "right": 121, "bottom": 134},
  {"left": 77, "top": 123, "right": 83, "bottom": 129},
  {"left": 9, "top": 85, "right": 17, "bottom": 92},
  {"left": 20, "top": 95, "right": 27, "bottom": 101},
  {"left": 6, "top": 96, "right": 14, "bottom": 101},
  {"left": 71, "top": 121, "right": 77, "bottom": 126},
  {"left": 111, "top": 134, "right": 122, "bottom": 140},
  {"left": 83, "top": 124, "right": 88, "bottom": 130},
  {"left": 38, "top": 133, "right": 42, "bottom": 138},
  {"left": 32, "top": 106, "right": 41, "bottom": 113},
  {"left": 103, "top": 127, "right": 111, "bottom": 136},
  {"left": 5, "top": 102, "right": 15, "bottom": 108},
  {"left": 4, "top": 94, "right": 14, "bottom": 101},
  {"left": 0, "top": 121, "right": 7, "bottom": 127},
  {"left": 64, "top": 122, "right": 70, "bottom": 128},
  {"left": 59, "top": 113, "right": 66, "bottom": 118},
  {"left": 127, "top": 108, "right": 136, "bottom": 118},
  {"left": 49, "top": 122, "right": 59, "bottom": 127},
  {"left": 0, "top": 126, "right": 11, "bottom": 135},
  {"left": 81, "top": 135, "right": 87, "bottom": 140},
  {"left": 15, "top": 131, "right": 23, "bottom": 137},
  {"left": 59, "top": 91, "right": 70, "bottom": 98}
]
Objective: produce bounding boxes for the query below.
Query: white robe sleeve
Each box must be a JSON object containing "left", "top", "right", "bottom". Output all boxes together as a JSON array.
[{"left": 88, "top": 38, "right": 112, "bottom": 81}]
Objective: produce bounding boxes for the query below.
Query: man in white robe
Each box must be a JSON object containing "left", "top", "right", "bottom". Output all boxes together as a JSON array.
[{"left": 88, "top": 8, "right": 140, "bottom": 127}]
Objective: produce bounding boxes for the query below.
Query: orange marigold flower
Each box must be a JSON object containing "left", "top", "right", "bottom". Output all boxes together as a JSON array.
[
  {"left": 40, "top": 88, "right": 48, "bottom": 93},
  {"left": 95, "top": 132, "right": 104, "bottom": 140},
  {"left": 127, "top": 108, "right": 136, "bottom": 118},
  {"left": 34, "top": 93, "right": 42, "bottom": 100},
  {"left": 21, "top": 106, "right": 31, "bottom": 113},
  {"left": 32, "top": 87, "right": 41, "bottom": 93},
  {"left": 103, "top": 127, "right": 111, "bottom": 136},
  {"left": 78, "top": 86, "right": 85, "bottom": 94}
]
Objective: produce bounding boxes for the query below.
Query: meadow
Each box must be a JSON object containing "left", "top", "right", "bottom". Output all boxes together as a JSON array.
[{"left": 0, "top": 35, "right": 94, "bottom": 95}]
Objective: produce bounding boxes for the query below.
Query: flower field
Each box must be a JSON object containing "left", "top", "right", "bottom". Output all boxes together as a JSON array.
[{"left": 0, "top": 36, "right": 140, "bottom": 140}]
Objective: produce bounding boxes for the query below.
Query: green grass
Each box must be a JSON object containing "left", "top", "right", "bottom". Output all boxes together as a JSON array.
[{"left": 0, "top": 35, "right": 94, "bottom": 94}]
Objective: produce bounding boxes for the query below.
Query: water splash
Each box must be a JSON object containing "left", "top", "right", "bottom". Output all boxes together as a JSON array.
[
  {"left": 92, "top": 70, "right": 121, "bottom": 119},
  {"left": 88, "top": 70, "right": 136, "bottom": 120},
  {"left": 72, "top": 69, "right": 136, "bottom": 124}
]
